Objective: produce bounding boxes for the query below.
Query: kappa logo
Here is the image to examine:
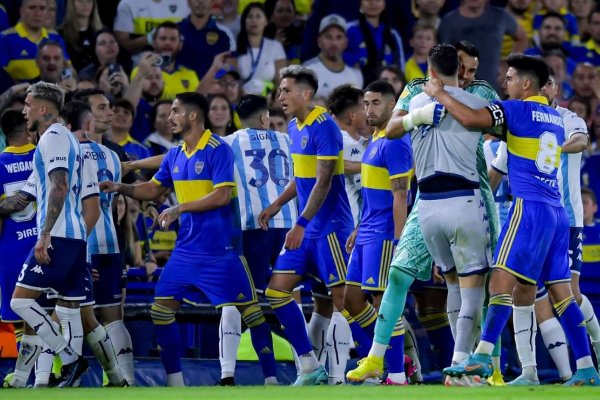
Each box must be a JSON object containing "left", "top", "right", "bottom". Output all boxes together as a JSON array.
[
  {"left": 31, "top": 265, "right": 43, "bottom": 274},
  {"left": 195, "top": 162, "right": 204, "bottom": 174},
  {"left": 350, "top": 148, "right": 360, "bottom": 156},
  {"left": 548, "top": 341, "right": 565, "bottom": 350},
  {"left": 117, "top": 347, "right": 133, "bottom": 356}
]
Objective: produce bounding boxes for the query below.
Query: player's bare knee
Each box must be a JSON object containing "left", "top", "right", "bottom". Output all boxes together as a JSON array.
[
  {"left": 513, "top": 282, "right": 536, "bottom": 306},
  {"left": 80, "top": 305, "right": 100, "bottom": 334},
  {"left": 458, "top": 273, "right": 485, "bottom": 288},
  {"left": 313, "top": 296, "right": 334, "bottom": 317},
  {"left": 98, "top": 306, "right": 123, "bottom": 324}
]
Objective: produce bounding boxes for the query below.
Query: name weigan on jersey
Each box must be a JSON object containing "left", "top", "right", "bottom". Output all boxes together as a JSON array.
[{"left": 4, "top": 160, "right": 33, "bottom": 174}]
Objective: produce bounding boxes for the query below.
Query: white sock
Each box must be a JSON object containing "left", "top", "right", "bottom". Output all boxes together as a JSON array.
[
  {"left": 85, "top": 325, "right": 124, "bottom": 384},
  {"left": 475, "top": 340, "right": 495, "bottom": 356},
  {"left": 299, "top": 351, "right": 320, "bottom": 374},
  {"left": 387, "top": 372, "right": 406, "bottom": 384},
  {"left": 326, "top": 311, "right": 351, "bottom": 384},
  {"left": 55, "top": 306, "right": 84, "bottom": 356},
  {"left": 34, "top": 345, "right": 55, "bottom": 386},
  {"left": 10, "top": 299, "right": 74, "bottom": 362},
  {"left": 539, "top": 318, "right": 572, "bottom": 380},
  {"left": 580, "top": 295, "right": 600, "bottom": 360},
  {"left": 166, "top": 371, "right": 185, "bottom": 386},
  {"left": 446, "top": 282, "right": 461, "bottom": 340},
  {"left": 219, "top": 306, "right": 241, "bottom": 379},
  {"left": 403, "top": 322, "right": 422, "bottom": 382},
  {"left": 105, "top": 320, "right": 134, "bottom": 385},
  {"left": 454, "top": 286, "right": 485, "bottom": 363},
  {"left": 369, "top": 341, "right": 388, "bottom": 359},
  {"left": 576, "top": 356, "right": 594, "bottom": 369},
  {"left": 11, "top": 334, "right": 43, "bottom": 387},
  {"left": 291, "top": 345, "right": 301, "bottom": 377},
  {"left": 513, "top": 305, "right": 538, "bottom": 379},
  {"left": 308, "top": 312, "right": 330, "bottom": 366}
]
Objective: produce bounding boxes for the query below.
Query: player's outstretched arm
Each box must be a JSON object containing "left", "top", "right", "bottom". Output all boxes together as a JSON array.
[
  {"left": 100, "top": 180, "right": 168, "bottom": 201},
  {"left": 41, "top": 170, "right": 69, "bottom": 236},
  {"left": 158, "top": 186, "right": 233, "bottom": 230},
  {"left": 424, "top": 78, "right": 493, "bottom": 129},
  {"left": 562, "top": 132, "right": 589, "bottom": 154},
  {"left": 0, "top": 192, "right": 31, "bottom": 215},
  {"left": 122, "top": 154, "right": 165, "bottom": 173},
  {"left": 258, "top": 180, "right": 297, "bottom": 230},
  {"left": 386, "top": 109, "right": 408, "bottom": 139},
  {"left": 391, "top": 176, "right": 409, "bottom": 241}
]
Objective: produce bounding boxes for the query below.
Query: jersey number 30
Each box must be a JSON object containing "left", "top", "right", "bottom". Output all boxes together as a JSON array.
[
  {"left": 245, "top": 149, "right": 290, "bottom": 187},
  {"left": 535, "top": 132, "right": 559, "bottom": 174}
]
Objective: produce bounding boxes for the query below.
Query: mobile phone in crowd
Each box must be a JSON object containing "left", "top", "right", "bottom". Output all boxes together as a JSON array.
[{"left": 61, "top": 68, "right": 73, "bottom": 80}]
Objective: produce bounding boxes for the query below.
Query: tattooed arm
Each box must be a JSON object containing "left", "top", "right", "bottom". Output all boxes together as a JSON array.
[
  {"left": 99, "top": 180, "right": 168, "bottom": 201},
  {"left": 0, "top": 192, "right": 32, "bottom": 215},
  {"left": 300, "top": 159, "right": 336, "bottom": 220},
  {"left": 40, "top": 170, "right": 69, "bottom": 235}
]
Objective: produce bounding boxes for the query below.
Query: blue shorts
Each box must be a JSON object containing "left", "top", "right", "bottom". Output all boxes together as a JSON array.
[
  {"left": 494, "top": 198, "right": 570, "bottom": 285},
  {"left": 0, "top": 256, "right": 25, "bottom": 322},
  {"left": 569, "top": 227, "right": 583, "bottom": 275},
  {"left": 79, "top": 263, "right": 96, "bottom": 307},
  {"left": 243, "top": 228, "right": 288, "bottom": 292},
  {"left": 91, "top": 253, "right": 126, "bottom": 307},
  {"left": 346, "top": 240, "right": 395, "bottom": 291},
  {"left": 154, "top": 249, "right": 257, "bottom": 307},
  {"left": 17, "top": 237, "right": 88, "bottom": 301},
  {"left": 273, "top": 230, "right": 350, "bottom": 288}
]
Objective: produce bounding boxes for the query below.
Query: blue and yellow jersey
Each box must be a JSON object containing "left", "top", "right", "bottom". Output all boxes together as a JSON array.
[
  {"left": 289, "top": 106, "right": 353, "bottom": 238},
  {"left": 151, "top": 130, "right": 240, "bottom": 255},
  {"left": 118, "top": 135, "right": 150, "bottom": 161},
  {"left": 493, "top": 96, "right": 564, "bottom": 207},
  {"left": 0, "top": 144, "right": 37, "bottom": 259},
  {"left": 582, "top": 221, "right": 600, "bottom": 278},
  {"left": 357, "top": 130, "right": 412, "bottom": 244},
  {"left": 0, "top": 22, "right": 70, "bottom": 82},
  {"left": 533, "top": 8, "right": 579, "bottom": 44},
  {"left": 404, "top": 57, "right": 427, "bottom": 82},
  {"left": 131, "top": 64, "right": 200, "bottom": 100}
]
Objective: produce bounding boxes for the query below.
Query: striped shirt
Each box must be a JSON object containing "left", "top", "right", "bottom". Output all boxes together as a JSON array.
[{"left": 223, "top": 128, "right": 296, "bottom": 230}]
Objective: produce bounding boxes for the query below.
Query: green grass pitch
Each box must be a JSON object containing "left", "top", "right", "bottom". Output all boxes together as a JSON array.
[{"left": 3, "top": 386, "right": 599, "bottom": 400}]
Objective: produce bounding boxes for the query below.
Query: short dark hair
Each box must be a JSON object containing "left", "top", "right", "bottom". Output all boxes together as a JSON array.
[
  {"left": 154, "top": 21, "right": 181, "bottom": 39},
  {"left": 175, "top": 92, "right": 209, "bottom": 122},
  {"left": 37, "top": 40, "right": 64, "bottom": 57},
  {"left": 73, "top": 88, "right": 106, "bottom": 105},
  {"left": 269, "top": 107, "right": 286, "bottom": 120},
  {"left": 540, "top": 11, "right": 565, "bottom": 27},
  {"left": 582, "top": 187, "right": 597, "bottom": 205},
  {"left": 280, "top": 65, "right": 318, "bottom": 95},
  {"left": 151, "top": 99, "right": 173, "bottom": 124},
  {"left": 326, "top": 84, "right": 363, "bottom": 118},
  {"left": 454, "top": 40, "right": 479, "bottom": 58},
  {"left": 428, "top": 43, "right": 459, "bottom": 77},
  {"left": 0, "top": 109, "right": 26, "bottom": 139},
  {"left": 237, "top": 94, "right": 268, "bottom": 120},
  {"left": 63, "top": 100, "right": 93, "bottom": 132},
  {"left": 506, "top": 53, "right": 549, "bottom": 91},
  {"left": 112, "top": 98, "right": 136, "bottom": 117},
  {"left": 364, "top": 80, "right": 396, "bottom": 98}
]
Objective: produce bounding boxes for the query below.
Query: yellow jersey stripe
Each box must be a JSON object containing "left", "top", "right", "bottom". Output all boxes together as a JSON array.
[
  {"left": 507, "top": 131, "right": 560, "bottom": 167},
  {"left": 583, "top": 244, "right": 600, "bottom": 262},
  {"left": 362, "top": 164, "right": 392, "bottom": 191},
  {"left": 292, "top": 152, "right": 344, "bottom": 178},
  {"left": 173, "top": 180, "right": 214, "bottom": 203},
  {"left": 495, "top": 264, "right": 536, "bottom": 284},
  {"left": 214, "top": 181, "right": 236, "bottom": 189}
]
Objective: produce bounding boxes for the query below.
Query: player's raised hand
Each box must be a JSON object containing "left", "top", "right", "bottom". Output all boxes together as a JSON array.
[
  {"left": 284, "top": 224, "right": 304, "bottom": 250},
  {"left": 258, "top": 204, "right": 281, "bottom": 230},
  {"left": 158, "top": 205, "right": 181, "bottom": 231},
  {"left": 345, "top": 229, "right": 358, "bottom": 254},
  {"left": 424, "top": 78, "right": 444, "bottom": 98},
  {"left": 34, "top": 233, "right": 51, "bottom": 264}
]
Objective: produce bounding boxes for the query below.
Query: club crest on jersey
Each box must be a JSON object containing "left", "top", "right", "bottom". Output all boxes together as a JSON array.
[
  {"left": 169, "top": 4, "right": 178, "bottom": 13},
  {"left": 301, "top": 135, "right": 308, "bottom": 149},
  {"left": 206, "top": 32, "right": 219, "bottom": 45},
  {"left": 195, "top": 162, "right": 204, "bottom": 174},
  {"left": 369, "top": 147, "right": 377, "bottom": 159}
]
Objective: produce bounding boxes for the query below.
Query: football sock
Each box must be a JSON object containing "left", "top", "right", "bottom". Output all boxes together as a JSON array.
[
  {"left": 446, "top": 282, "right": 461, "bottom": 340},
  {"left": 453, "top": 286, "right": 485, "bottom": 363},
  {"left": 308, "top": 312, "right": 330, "bottom": 366},
  {"left": 554, "top": 296, "right": 594, "bottom": 369},
  {"left": 85, "top": 325, "right": 124, "bottom": 384},
  {"left": 539, "top": 318, "right": 572, "bottom": 380},
  {"left": 265, "top": 288, "right": 313, "bottom": 356},
  {"left": 327, "top": 311, "right": 351, "bottom": 384},
  {"left": 105, "top": 319, "right": 135, "bottom": 385},
  {"left": 151, "top": 303, "right": 182, "bottom": 383},
  {"left": 242, "top": 304, "right": 277, "bottom": 380},
  {"left": 579, "top": 295, "right": 600, "bottom": 362},
  {"left": 219, "top": 306, "right": 241, "bottom": 379},
  {"left": 386, "top": 318, "right": 405, "bottom": 374},
  {"left": 513, "top": 305, "right": 537, "bottom": 379},
  {"left": 11, "top": 334, "right": 43, "bottom": 387},
  {"left": 477, "top": 294, "right": 513, "bottom": 355}
]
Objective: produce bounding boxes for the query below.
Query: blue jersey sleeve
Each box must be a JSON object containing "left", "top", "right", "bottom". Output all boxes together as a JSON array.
[
  {"left": 151, "top": 150, "right": 174, "bottom": 188},
  {"left": 385, "top": 137, "right": 413, "bottom": 179},
  {"left": 210, "top": 144, "right": 235, "bottom": 188},
  {"left": 314, "top": 119, "right": 342, "bottom": 160}
]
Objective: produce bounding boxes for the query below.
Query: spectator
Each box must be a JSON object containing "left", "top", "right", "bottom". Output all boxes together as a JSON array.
[
  {"left": 404, "top": 24, "right": 437, "bottom": 82},
  {"left": 110, "top": 98, "right": 151, "bottom": 161},
  {"left": 207, "top": 93, "right": 235, "bottom": 136},
  {"left": 78, "top": 29, "right": 128, "bottom": 81},
  {"left": 58, "top": 0, "right": 103, "bottom": 72},
  {"left": 438, "top": 0, "right": 527, "bottom": 90},
  {"left": 114, "top": 193, "right": 143, "bottom": 269},
  {"left": 177, "top": 0, "right": 235, "bottom": 79},
  {"left": 144, "top": 99, "right": 180, "bottom": 155},
  {"left": 95, "top": 63, "right": 130, "bottom": 100},
  {"left": 525, "top": 12, "right": 586, "bottom": 75},
  {"left": 35, "top": 41, "right": 77, "bottom": 93},
  {"left": 414, "top": 0, "right": 446, "bottom": 29},
  {"left": 113, "top": 0, "right": 190, "bottom": 58},
  {"left": 268, "top": 106, "right": 288, "bottom": 132},
  {"left": 581, "top": 187, "right": 600, "bottom": 298},
  {"left": 582, "top": 158, "right": 600, "bottom": 221},
  {"left": 0, "top": 0, "right": 71, "bottom": 83},
  {"left": 583, "top": 9, "right": 600, "bottom": 67},
  {"left": 570, "top": 62, "right": 598, "bottom": 110},
  {"left": 544, "top": 49, "right": 572, "bottom": 101},
  {"left": 44, "top": 0, "right": 58, "bottom": 30},
  {"left": 131, "top": 22, "right": 200, "bottom": 100},
  {"left": 236, "top": 2, "right": 286, "bottom": 96},
  {"left": 502, "top": 0, "right": 535, "bottom": 59},
  {"left": 570, "top": 0, "right": 595, "bottom": 42},
  {"left": 533, "top": 0, "right": 580, "bottom": 44},
  {"left": 205, "top": 66, "right": 243, "bottom": 129},
  {"left": 302, "top": 14, "right": 363, "bottom": 100},
  {"left": 264, "top": 0, "right": 304, "bottom": 63},
  {"left": 344, "top": 0, "right": 405, "bottom": 86},
  {"left": 218, "top": 0, "right": 242, "bottom": 38},
  {"left": 378, "top": 65, "right": 406, "bottom": 99}
]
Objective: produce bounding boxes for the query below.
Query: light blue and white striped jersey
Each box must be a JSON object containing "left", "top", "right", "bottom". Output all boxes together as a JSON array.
[
  {"left": 556, "top": 106, "right": 587, "bottom": 228},
  {"left": 28, "top": 123, "right": 95, "bottom": 240},
  {"left": 223, "top": 128, "right": 297, "bottom": 230},
  {"left": 81, "top": 141, "right": 122, "bottom": 254}
]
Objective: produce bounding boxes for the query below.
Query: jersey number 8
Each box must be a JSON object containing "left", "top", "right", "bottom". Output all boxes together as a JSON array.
[{"left": 535, "top": 132, "right": 559, "bottom": 175}]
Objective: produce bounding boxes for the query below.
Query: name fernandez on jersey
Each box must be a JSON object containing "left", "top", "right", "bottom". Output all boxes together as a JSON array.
[{"left": 531, "top": 110, "right": 564, "bottom": 127}]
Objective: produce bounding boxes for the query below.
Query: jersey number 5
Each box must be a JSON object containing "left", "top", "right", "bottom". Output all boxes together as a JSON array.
[
  {"left": 245, "top": 149, "right": 290, "bottom": 187},
  {"left": 535, "top": 132, "right": 559, "bottom": 175}
]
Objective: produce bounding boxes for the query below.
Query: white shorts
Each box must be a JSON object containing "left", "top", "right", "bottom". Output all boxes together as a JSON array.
[{"left": 418, "top": 189, "right": 491, "bottom": 276}]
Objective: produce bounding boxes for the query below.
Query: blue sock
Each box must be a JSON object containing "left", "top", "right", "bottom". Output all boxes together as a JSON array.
[
  {"left": 419, "top": 314, "right": 454, "bottom": 367},
  {"left": 243, "top": 305, "right": 277, "bottom": 378},
  {"left": 151, "top": 303, "right": 181, "bottom": 374},
  {"left": 555, "top": 296, "right": 591, "bottom": 362},
  {"left": 480, "top": 294, "right": 512, "bottom": 349},
  {"left": 265, "top": 288, "right": 312, "bottom": 355},
  {"left": 386, "top": 319, "right": 405, "bottom": 373},
  {"left": 342, "top": 309, "right": 372, "bottom": 357}
]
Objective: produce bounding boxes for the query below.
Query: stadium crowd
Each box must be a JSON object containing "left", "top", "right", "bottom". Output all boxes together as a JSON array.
[{"left": 0, "top": 0, "right": 600, "bottom": 389}]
